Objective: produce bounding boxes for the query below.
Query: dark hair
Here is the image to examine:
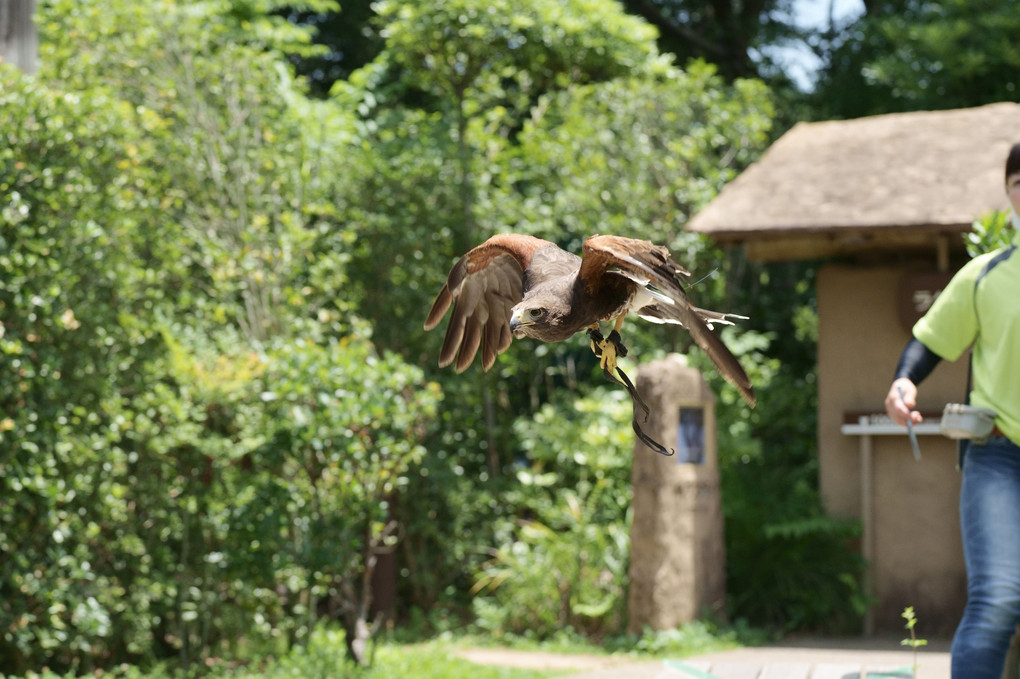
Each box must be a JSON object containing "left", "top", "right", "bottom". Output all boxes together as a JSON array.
[{"left": 1007, "top": 143, "right": 1020, "bottom": 182}]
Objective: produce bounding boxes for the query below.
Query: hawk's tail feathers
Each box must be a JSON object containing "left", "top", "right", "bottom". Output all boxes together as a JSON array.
[
  {"left": 695, "top": 307, "right": 748, "bottom": 329},
  {"left": 641, "top": 301, "right": 756, "bottom": 408}
]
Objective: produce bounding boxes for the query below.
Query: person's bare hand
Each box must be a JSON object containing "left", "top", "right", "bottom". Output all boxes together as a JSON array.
[{"left": 885, "top": 377, "right": 923, "bottom": 427}]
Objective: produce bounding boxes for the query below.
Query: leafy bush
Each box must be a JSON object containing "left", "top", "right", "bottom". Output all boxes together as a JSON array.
[
  {"left": 251, "top": 335, "right": 440, "bottom": 660},
  {"left": 0, "top": 64, "right": 171, "bottom": 673},
  {"left": 1, "top": 0, "right": 439, "bottom": 672},
  {"left": 966, "top": 210, "right": 1015, "bottom": 258},
  {"left": 472, "top": 389, "right": 632, "bottom": 639},
  {"left": 723, "top": 460, "right": 870, "bottom": 631},
  {"left": 473, "top": 492, "right": 630, "bottom": 639}
]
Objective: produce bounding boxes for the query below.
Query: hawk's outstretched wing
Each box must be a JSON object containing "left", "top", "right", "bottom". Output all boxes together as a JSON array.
[
  {"left": 580, "top": 235, "right": 756, "bottom": 407},
  {"left": 425, "top": 233, "right": 556, "bottom": 372}
]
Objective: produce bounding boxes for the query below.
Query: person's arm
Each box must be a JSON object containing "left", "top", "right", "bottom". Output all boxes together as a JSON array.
[{"left": 884, "top": 338, "right": 942, "bottom": 427}]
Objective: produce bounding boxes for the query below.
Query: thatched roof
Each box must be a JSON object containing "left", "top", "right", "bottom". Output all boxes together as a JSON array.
[{"left": 688, "top": 102, "right": 1020, "bottom": 262}]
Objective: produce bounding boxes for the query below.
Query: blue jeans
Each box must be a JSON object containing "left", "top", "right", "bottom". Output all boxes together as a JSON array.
[{"left": 952, "top": 436, "right": 1020, "bottom": 678}]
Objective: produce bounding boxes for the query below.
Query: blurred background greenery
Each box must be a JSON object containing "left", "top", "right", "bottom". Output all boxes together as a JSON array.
[{"left": 2, "top": 0, "right": 1016, "bottom": 674}]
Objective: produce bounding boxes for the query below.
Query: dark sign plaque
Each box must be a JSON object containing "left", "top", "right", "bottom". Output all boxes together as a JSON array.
[
  {"left": 896, "top": 272, "right": 953, "bottom": 333},
  {"left": 676, "top": 407, "right": 705, "bottom": 465}
]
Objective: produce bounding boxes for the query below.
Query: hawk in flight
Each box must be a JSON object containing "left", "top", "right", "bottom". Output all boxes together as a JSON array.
[{"left": 425, "top": 233, "right": 755, "bottom": 410}]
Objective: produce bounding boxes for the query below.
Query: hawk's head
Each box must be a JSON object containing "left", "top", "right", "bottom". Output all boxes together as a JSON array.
[
  {"left": 508, "top": 304, "right": 547, "bottom": 338},
  {"left": 508, "top": 295, "right": 573, "bottom": 343}
]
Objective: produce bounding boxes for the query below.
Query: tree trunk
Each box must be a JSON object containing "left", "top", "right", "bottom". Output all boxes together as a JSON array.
[
  {"left": 341, "top": 519, "right": 396, "bottom": 666},
  {"left": 0, "top": 0, "right": 37, "bottom": 74}
]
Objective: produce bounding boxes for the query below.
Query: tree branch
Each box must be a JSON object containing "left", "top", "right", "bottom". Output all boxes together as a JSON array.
[{"left": 625, "top": 0, "right": 730, "bottom": 59}]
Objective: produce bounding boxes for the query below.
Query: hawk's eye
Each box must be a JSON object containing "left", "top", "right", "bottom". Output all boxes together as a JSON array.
[{"left": 528, "top": 308, "right": 543, "bottom": 319}]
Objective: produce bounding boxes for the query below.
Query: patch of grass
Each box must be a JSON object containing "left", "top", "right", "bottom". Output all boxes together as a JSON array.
[
  {"left": 436, "top": 618, "right": 765, "bottom": 660},
  {"left": 6, "top": 630, "right": 561, "bottom": 679},
  {"left": 8, "top": 621, "right": 764, "bottom": 679},
  {"left": 364, "top": 643, "right": 563, "bottom": 679},
  {"left": 623, "top": 621, "right": 756, "bottom": 658},
  {"left": 214, "top": 631, "right": 565, "bottom": 679}
]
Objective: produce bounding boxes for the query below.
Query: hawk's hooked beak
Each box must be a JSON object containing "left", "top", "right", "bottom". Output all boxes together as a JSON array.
[{"left": 509, "top": 309, "right": 530, "bottom": 336}]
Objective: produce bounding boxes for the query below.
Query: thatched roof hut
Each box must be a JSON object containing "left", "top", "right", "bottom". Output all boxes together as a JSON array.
[
  {"left": 688, "top": 103, "right": 1020, "bottom": 635},
  {"left": 689, "top": 102, "right": 1020, "bottom": 263}
]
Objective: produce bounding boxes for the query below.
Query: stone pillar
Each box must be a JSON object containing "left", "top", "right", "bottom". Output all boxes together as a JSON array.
[{"left": 626, "top": 355, "right": 727, "bottom": 634}]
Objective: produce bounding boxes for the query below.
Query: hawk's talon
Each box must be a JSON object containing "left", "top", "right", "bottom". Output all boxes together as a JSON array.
[
  {"left": 584, "top": 326, "right": 669, "bottom": 455},
  {"left": 606, "top": 329, "right": 628, "bottom": 358},
  {"left": 586, "top": 327, "right": 629, "bottom": 375},
  {"left": 600, "top": 341, "right": 618, "bottom": 374},
  {"left": 586, "top": 327, "right": 608, "bottom": 363}
]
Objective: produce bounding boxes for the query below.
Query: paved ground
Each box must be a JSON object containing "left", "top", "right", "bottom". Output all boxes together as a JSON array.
[{"left": 455, "top": 636, "right": 953, "bottom": 679}]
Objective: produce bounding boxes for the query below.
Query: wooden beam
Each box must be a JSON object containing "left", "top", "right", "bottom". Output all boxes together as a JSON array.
[
  {"left": 936, "top": 235, "right": 950, "bottom": 272},
  {"left": 737, "top": 231, "right": 968, "bottom": 263}
]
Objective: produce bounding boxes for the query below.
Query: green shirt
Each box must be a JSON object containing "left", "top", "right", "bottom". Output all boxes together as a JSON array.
[{"left": 913, "top": 231, "right": 1020, "bottom": 443}]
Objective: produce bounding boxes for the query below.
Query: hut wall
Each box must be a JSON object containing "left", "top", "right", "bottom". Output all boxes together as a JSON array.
[{"left": 817, "top": 263, "right": 967, "bottom": 635}]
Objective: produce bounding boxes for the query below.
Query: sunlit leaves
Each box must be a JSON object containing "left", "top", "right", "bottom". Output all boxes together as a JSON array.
[
  {"left": 2, "top": 0, "right": 437, "bottom": 671},
  {"left": 506, "top": 59, "right": 772, "bottom": 253},
  {"left": 376, "top": 0, "right": 658, "bottom": 106},
  {"left": 476, "top": 386, "right": 632, "bottom": 636},
  {"left": 966, "top": 210, "right": 1014, "bottom": 259},
  {"left": 813, "top": 0, "right": 1020, "bottom": 116}
]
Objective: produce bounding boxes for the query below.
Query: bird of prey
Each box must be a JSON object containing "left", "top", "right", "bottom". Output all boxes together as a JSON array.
[{"left": 425, "top": 233, "right": 756, "bottom": 409}]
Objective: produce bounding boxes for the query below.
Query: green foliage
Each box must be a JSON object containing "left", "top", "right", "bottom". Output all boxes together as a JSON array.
[
  {"left": 290, "top": 0, "right": 810, "bottom": 95},
  {"left": 511, "top": 388, "right": 634, "bottom": 519},
  {"left": 3, "top": 0, "right": 876, "bottom": 670},
  {"left": 812, "top": 0, "right": 1020, "bottom": 117},
  {"left": 41, "top": 0, "right": 361, "bottom": 341},
  {"left": 0, "top": 64, "right": 169, "bottom": 672},
  {"left": 2, "top": 0, "right": 438, "bottom": 673},
  {"left": 507, "top": 59, "right": 772, "bottom": 252},
  {"left": 472, "top": 508, "right": 629, "bottom": 639},
  {"left": 237, "top": 335, "right": 441, "bottom": 652},
  {"left": 860, "top": 0, "right": 1020, "bottom": 109},
  {"left": 375, "top": 0, "right": 657, "bottom": 103},
  {"left": 965, "top": 210, "right": 1015, "bottom": 258},
  {"left": 900, "top": 606, "right": 927, "bottom": 678},
  {"left": 472, "top": 389, "right": 632, "bottom": 639},
  {"left": 723, "top": 460, "right": 869, "bottom": 631},
  {"left": 1, "top": 630, "right": 560, "bottom": 679}
]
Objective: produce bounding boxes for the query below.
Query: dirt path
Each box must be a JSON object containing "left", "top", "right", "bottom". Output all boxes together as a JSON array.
[
  {"left": 452, "top": 647, "right": 630, "bottom": 672},
  {"left": 452, "top": 638, "right": 954, "bottom": 679}
]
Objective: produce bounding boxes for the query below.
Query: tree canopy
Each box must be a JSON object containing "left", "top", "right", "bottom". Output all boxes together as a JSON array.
[{"left": 811, "top": 0, "right": 1020, "bottom": 118}]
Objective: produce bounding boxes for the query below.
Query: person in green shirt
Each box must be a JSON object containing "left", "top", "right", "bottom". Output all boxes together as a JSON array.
[{"left": 885, "top": 142, "right": 1020, "bottom": 679}]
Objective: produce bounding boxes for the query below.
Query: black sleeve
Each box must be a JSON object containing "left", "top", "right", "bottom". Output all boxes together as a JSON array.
[{"left": 894, "top": 337, "right": 942, "bottom": 385}]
